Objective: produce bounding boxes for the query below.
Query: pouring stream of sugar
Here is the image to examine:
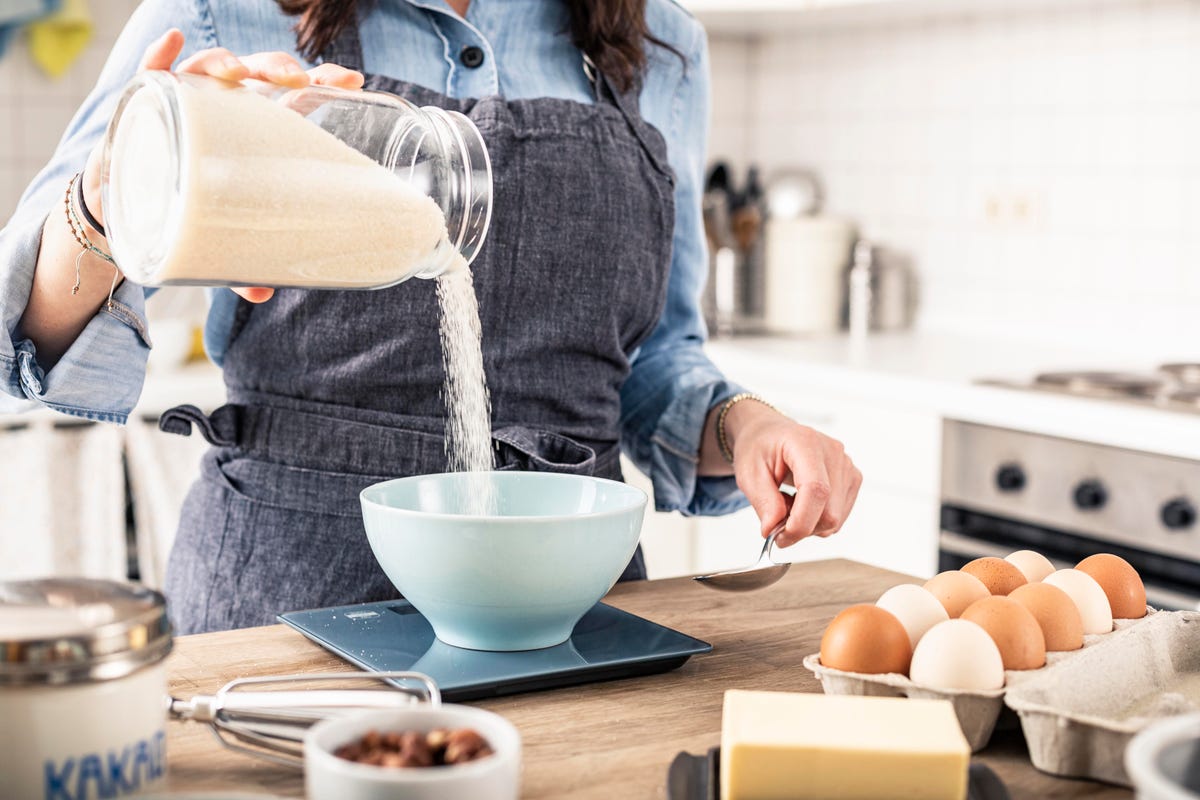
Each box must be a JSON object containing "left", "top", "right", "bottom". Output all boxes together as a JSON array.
[{"left": 436, "top": 263, "right": 497, "bottom": 516}]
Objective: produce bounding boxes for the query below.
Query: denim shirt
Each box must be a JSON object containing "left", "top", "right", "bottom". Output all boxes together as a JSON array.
[{"left": 0, "top": 0, "right": 748, "bottom": 516}]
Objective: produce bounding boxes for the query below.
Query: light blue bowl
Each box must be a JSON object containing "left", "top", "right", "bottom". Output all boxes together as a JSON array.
[{"left": 360, "top": 472, "right": 647, "bottom": 651}]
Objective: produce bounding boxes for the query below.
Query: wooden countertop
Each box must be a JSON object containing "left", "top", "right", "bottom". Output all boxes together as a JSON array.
[{"left": 165, "top": 559, "right": 1129, "bottom": 798}]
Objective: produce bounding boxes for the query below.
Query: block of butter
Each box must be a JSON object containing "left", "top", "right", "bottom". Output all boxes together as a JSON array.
[{"left": 720, "top": 690, "right": 969, "bottom": 800}]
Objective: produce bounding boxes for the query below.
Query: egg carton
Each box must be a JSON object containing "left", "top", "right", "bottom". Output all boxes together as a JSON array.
[
  {"left": 802, "top": 609, "right": 1156, "bottom": 753},
  {"left": 1005, "top": 610, "right": 1200, "bottom": 787}
]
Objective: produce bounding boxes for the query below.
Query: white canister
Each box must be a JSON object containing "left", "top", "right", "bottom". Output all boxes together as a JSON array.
[
  {"left": 0, "top": 578, "right": 173, "bottom": 800},
  {"left": 763, "top": 216, "right": 857, "bottom": 335}
]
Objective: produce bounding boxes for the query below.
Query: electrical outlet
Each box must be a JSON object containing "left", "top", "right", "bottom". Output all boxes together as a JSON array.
[{"left": 979, "top": 188, "right": 1045, "bottom": 231}]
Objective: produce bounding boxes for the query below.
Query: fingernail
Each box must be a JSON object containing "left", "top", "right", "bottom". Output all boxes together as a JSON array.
[
  {"left": 222, "top": 56, "right": 242, "bottom": 72},
  {"left": 283, "top": 63, "right": 304, "bottom": 75}
]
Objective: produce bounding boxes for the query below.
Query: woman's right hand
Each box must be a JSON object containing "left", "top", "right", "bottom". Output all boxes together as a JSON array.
[{"left": 81, "top": 29, "right": 365, "bottom": 303}]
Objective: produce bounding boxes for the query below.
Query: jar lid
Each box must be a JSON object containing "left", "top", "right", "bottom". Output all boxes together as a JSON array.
[{"left": 0, "top": 578, "right": 172, "bottom": 686}]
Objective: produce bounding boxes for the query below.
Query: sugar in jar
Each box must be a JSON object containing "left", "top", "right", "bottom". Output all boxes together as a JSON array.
[{"left": 101, "top": 72, "right": 492, "bottom": 289}]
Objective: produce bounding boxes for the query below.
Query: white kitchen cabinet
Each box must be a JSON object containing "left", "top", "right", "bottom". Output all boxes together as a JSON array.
[{"left": 639, "top": 341, "right": 942, "bottom": 580}]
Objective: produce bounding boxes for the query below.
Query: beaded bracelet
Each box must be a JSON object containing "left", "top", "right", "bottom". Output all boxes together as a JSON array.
[
  {"left": 65, "top": 174, "right": 114, "bottom": 263},
  {"left": 64, "top": 172, "right": 119, "bottom": 301},
  {"left": 716, "top": 392, "right": 776, "bottom": 463}
]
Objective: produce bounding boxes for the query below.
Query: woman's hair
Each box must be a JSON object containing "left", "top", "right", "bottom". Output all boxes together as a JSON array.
[{"left": 276, "top": 0, "right": 680, "bottom": 92}]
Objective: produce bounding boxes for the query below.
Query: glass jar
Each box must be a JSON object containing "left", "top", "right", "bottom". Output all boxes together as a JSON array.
[{"left": 101, "top": 72, "right": 492, "bottom": 289}]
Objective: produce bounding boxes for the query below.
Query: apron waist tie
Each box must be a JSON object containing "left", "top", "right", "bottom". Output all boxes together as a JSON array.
[{"left": 159, "top": 403, "right": 621, "bottom": 480}]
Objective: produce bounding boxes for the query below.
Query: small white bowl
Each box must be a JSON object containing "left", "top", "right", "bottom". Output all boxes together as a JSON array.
[
  {"left": 305, "top": 706, "right": 521, "bottom": 800},
  {"left": 1125, "top": 713, "right": 1200, "bottom": 800}
]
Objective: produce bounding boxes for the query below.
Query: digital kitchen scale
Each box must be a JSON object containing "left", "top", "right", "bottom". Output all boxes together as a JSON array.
[{"left": 279, "top": 600, "right": 712, "bottom": 701}]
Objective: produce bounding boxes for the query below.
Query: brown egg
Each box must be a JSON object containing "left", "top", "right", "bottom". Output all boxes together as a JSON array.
[
  {"left": 819, "top": 604, "right": 912, "bottom": 675},
  {"left": 962, "top": 557, "right": 1028, "bottom": 596},
  {"left": 961, "top": 596, "right": 1047, "bottom": 670},
  {"left": 1076, "top": 554, "right": 1147, "bottom": 619},
  {"left": 1008, "top": 583, "right": 1085, "bottom": 651},
  {"left": 923, "top": 571, "right": 990, "bottom": 618}
]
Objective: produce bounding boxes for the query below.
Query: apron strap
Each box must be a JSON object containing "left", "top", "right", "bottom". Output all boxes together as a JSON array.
[
  {"left": 319, "top": 16, "right": 367, "bottom": 72},
  {"left": 583, "top": 54, "right": 672, "bottom": 179},
  {"left": 320, "top": 18, "right": 670, "bottom": 179},
  {"left": 159, "top": 403, "right": 621, "bottom": 480},
  {"left": 159, "top": 404, "right": 238, "bottom": 447}
]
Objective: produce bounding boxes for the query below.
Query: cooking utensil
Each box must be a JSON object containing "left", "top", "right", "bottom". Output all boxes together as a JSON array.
[
  {"left": 702, "top": 163, "right": 733, "bottom": 335},
  {"left": 693, "top": 526, "right": 789, "bottom": 592},
  {"left": 169, "top": 671, "right": 441, "bottom": 767},
  {"left": 765, "top": 170, "right": 822, "bottom": 219},
  {"left": 841, "top": 240, "right": 919, "bottom": 335}
]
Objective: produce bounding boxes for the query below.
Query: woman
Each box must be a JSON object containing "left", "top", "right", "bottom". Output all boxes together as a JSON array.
[{"left": 0, "top": 0, "right": 861, "bottom": 633}]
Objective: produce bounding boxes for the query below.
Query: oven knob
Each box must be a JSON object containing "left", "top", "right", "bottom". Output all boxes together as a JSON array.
[
  {"left": 995, "top": 464, "right": 1026, "bottom": 492},
  {"left": 1161, "top": 498, "right": 1196, "bottom": 530},
  {"left": 1073, "top": 480, "right": 1108, "bottom": 511}
]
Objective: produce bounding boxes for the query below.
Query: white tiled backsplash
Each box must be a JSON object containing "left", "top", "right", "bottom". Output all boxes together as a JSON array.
[
  {"left": 708, "top": 0, "right": 1200, "bottom": 356},
  {"left": 3, "top": 1, "right": 1197, "bottom": 355},
  {"left": 0, "top": 0, "right": 141, "bottom": 222}
]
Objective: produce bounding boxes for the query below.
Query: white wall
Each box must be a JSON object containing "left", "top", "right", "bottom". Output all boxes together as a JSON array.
[
  {"left": 707, "top": 0, "right": 1200, "bottom": 357},
  {"left": 7, "top": 1, "right": 1195, "bottom": 353},
  {"left": 0, "top": 0, "right": 141, "bottom": 222}
]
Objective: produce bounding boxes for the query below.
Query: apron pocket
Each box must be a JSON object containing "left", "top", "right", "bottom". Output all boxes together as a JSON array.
[
  {"left": 492, "top": 426, "right": 599, "bottom": 475},
  {"left": 206, "top": 449, "right": 391, "bottom": 518}
]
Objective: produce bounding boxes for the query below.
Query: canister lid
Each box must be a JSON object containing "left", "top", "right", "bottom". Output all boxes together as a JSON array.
[{"left": 0, "top": 578, "right": 172, "bottom": 686}]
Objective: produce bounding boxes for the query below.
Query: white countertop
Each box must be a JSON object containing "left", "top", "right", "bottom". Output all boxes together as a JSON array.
[{"left": 705, "top": 331, "right": 1200, "bottom": 461}]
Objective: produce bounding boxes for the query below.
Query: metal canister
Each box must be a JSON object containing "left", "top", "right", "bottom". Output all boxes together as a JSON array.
[{"left": 0, "top": 578, "right": 173, "bottom": 799}]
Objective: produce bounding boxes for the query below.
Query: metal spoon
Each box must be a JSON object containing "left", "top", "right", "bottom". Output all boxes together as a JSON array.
[{"left": 693, "top": 525, "right": 789, "bottom": 592}]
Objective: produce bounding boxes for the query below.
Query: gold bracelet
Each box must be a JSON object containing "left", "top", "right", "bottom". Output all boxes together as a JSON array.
[{"left": 716, "top": 392, "right": 775, "bottom": 464}]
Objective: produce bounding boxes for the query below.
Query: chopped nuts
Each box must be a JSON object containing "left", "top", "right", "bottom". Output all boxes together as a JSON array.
[
  {"left": 334, "top": 727, "right": 494, "bottom": 768},
  {"left": 444, "top": 728, "right": 492, "bottom": 764}
]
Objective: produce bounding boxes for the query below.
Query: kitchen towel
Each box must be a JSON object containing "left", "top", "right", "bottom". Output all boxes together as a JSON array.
[
  {"left": 28, "top": 0, "right": 91, "bottom": 78},
  {"left": 0, "top": 0, "right": 60, "bottom": 60},
  {"left": 0, "top": 418, "right": 127, "bottom": 581}
]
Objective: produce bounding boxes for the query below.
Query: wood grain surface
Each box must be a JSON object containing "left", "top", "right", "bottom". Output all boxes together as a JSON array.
[{"left": 164, "top": 559, "right": 1131, "bottom": 798}]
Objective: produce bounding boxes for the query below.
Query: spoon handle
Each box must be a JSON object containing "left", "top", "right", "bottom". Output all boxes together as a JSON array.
[{"left": 761, "top": 524, "right": 786, "bottom": 564}]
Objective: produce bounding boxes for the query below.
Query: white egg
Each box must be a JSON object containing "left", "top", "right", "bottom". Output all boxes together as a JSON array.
[
  {"left": 1005, "top": 550, "right": 1056, "bottom": 583},
  {"left": 910, "top": 619, "right": 1005, "bottom": 691},
  {"left": 1043, "top": 568, "right": 1113, "bottom": 635},
  {"left": 876, "top": 584, "right": 949, "bottom": 649}
]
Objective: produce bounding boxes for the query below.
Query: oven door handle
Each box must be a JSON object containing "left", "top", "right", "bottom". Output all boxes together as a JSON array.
[
  {"left": 939, "top": 531, "right": 1200, "bottom": 611},
  {"left": 1142, "top": 585, "right": 1200, "bottom": 613},
  {"left": 938, "top": 531, "right": 1012, "bottom": 561}
]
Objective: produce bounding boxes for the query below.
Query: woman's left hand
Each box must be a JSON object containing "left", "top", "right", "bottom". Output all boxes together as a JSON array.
[{"left": 723, "top": 400, "right": 862, "bottom": 549}]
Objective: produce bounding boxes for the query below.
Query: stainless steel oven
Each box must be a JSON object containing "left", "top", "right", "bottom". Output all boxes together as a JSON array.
[{"left": 939, "top": 420, "right": 1200, "bottom": 611}]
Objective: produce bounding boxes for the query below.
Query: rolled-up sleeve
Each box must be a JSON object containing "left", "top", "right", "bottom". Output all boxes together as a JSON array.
[
  {"left": 0, "top": 0, "right": 216, "bottom": 422},
  {"left": 620, "top": 19, "right": 749, "bottom": 517}
]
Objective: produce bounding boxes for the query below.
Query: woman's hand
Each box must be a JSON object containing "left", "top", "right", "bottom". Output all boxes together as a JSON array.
[
  {"left": 723, "top": 400, "right": 862, "bottom": 549},
  {"left": 81, "top": 28, "right": 365, "bottom": 303}
]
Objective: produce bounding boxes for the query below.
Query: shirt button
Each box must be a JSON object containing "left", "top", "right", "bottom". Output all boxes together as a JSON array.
[{"left": 460, "top": 45, "right": 485, "bottom": 69}]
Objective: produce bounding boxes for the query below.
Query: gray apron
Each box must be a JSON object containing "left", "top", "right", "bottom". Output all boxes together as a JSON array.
[{"left": 161, "top": 22, "right": 675, "bottom": 634}]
